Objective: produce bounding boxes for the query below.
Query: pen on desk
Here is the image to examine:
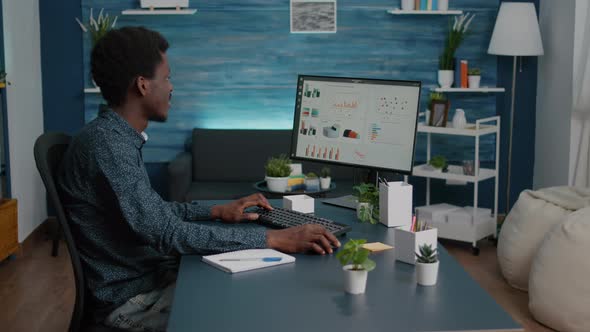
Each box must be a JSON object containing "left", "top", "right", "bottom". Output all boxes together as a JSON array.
[{"left": 219, "top": 257, "right": 283, "bottom": 262}]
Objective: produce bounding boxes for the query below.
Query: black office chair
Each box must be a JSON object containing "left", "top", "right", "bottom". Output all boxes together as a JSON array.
[{"left": 34, "top": 132, "right": 125, "bottom": 332}]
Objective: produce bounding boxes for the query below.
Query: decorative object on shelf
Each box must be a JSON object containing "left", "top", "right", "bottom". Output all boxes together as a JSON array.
[
  {"left": 428, "top": 155, "right": 448, "bottom": 172},
  {"left": 353, "top": 183, "right": 379, "bottom": 224},
  {"left": 0, "top": 69, "right": 11, "bottom": 88},
  {"left": 438, "top": 0, "right": 449, "bottom": 11},
  {"left": 319, "top": 167, "right": 331, "bottom": 190},
  {"left": 488, "top": 2, "right": 543, "bottom": 213},
  {"left": 451, "top": 108, "right": 467, "bottom": 129},
  {"left": 462, "top": 160, "right": 475, "bottom": 175},
  {"left": 304, "top": 172, "right": 320, "bottom": 192},
  {"left": 336, "top": 238, "right": 376, "bottom": 294},
  {"left": 468, "top": 68, "right": 481, "bottom": 88},
  {"left": 291, "top": 0, "right": 337, "bottom": 34},
  {"left": 264, "top": 154, "right": 292, "bottom": 192},
  {"left": 140, "top": 0, "right": 189, "bottom": 9},
  {"left": 415, "top": 243, "right": 439, "bottom": 286},
  {"left": 401, "top": 0, "right": 414, "bottom": 11},
  {"left": 438, "top": 13, "right": 475, "bottom": 88},
  {"left": 429, "top": 94, "right": 450, "bottom": 127}
]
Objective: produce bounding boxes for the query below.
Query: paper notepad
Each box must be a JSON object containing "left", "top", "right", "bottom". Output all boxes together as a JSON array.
[{"left": 202, "top": 249, "right": 295, "bottom": 273}]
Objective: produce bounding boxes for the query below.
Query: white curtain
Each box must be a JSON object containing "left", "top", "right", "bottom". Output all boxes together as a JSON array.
[{"left": 572, "top": 1, "right": 590, "bottom": 187}]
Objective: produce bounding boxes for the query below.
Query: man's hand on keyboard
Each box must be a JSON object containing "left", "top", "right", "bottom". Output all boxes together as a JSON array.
[
  {"left": 266, "top": 225, "right": 341, "bottom": 255},
  {"left": 210, "top": 193, "right": 273, "bottom": 223}
]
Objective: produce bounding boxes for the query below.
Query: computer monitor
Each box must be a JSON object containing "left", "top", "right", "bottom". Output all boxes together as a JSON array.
[{"left": 290, "top": 75, "right": 421, "bottom": 175}]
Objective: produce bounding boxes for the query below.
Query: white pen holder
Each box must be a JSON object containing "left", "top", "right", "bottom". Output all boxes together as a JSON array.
[
  {"left": 379, "top": 181, "right": 412, "bottom": 228},
  {"left": 283, "top": 194, "right": 314, "bottom": 214},
  {"left": 394, "top": 226, "right": 438, "bottom": 265}
]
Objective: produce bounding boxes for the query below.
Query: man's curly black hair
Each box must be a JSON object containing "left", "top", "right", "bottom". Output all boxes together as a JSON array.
[{"left": 91, "top": 27, "right": 169, "bottom": 107}]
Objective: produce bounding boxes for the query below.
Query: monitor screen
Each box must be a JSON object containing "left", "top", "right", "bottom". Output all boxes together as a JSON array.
[{"left": 290, "top": 75, "right": 421, "bottom": 174}]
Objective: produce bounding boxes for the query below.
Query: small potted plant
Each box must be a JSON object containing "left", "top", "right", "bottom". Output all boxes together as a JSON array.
[
  {"left": 0, "top": 70, "right": 10, "bottom": 88},
  {"left": 468, "top": 68, "right": 481, "bottom": 88},
  {"left": 319, "top": 167, "right": 331, "bottom": 190},
  {"left": 352, "top": 183, "right": 379, "bottom": 224},
  {"left": 304, "top": 172, "right": 320, "bottom": 192},
  {"left": 427, "top": 155, "right": 448, "bottom": 173},
  {"left": 415, "top": 243, "right": 439, "bottom": 286},
  {"left": 336, "top": 239, "right": 376, "bottom": 294},
  {"left": 264, "top": 154, "right": 292, "bottom": 192}
]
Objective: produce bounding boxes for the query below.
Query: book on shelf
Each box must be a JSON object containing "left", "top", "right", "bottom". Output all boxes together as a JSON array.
[
  {"left": 427, "top": 0, "right": 432, "bottom": 10},
  {"left": 420, "top": 0, "right": 427, "bottom": 10},
  {"left": 415, "top": 0, "right": 421, "bottom": 10},
  {"left": 460, "top": 60, "right": 468, "bottom": 88}
]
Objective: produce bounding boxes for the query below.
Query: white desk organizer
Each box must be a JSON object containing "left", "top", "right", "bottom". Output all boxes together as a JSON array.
[
  {"left": 283, "top": 195, "right": 314, "bottom": 214},
  {"left": 394, "top": 226, "right": 438, "bottom": 265},
  {"left": 379, "top": 181, "right": 412, "bottom": 227}
]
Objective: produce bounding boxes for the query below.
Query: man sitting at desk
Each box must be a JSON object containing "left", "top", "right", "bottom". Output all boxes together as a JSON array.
[{"left": 57, "top": 26, "right": 340, "bottom": 332}]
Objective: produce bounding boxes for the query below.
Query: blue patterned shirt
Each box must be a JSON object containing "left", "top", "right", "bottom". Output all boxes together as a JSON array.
[{"left": 57, "top": 110, "right": 267, "bottom": 316}]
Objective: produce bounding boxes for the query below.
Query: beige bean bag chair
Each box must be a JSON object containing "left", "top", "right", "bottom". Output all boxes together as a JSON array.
[
  {"left": 497, "top": 186, "right": 590, "bottom": 291},
  {"left": 529, "top": 207, "right": 590, "bottom": 332}
]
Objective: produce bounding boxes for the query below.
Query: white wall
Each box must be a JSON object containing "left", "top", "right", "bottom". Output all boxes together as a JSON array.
[
  {"left": 2, "top": 0, "right": 46, "bottom": 241},
  {"left": 534, "top": 0, "right": 576, "bottom": 189}
]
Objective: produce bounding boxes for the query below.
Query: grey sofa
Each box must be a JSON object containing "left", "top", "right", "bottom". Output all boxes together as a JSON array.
[{"left": 167, "top": 128, "right": 356, "bottom": 202}]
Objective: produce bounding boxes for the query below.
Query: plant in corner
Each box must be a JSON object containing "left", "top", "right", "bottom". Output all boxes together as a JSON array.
[
  {"left": 319, "top": 167, "right": 331, "bottom": 190},
  {"left": 336, "top": 239, "right": 376, "bottom": 294},
  {"left": 264, "top": 154, "right": 292, "bottom": 192},
  {"left": 438, "top": 13, "right": 476, "bottom": 88},
  {"left": 415, "top": 243, "right": 439, "bottom": 286},
  {"left": 468, "top": 68, "right": 482, "bottom": 89},
  {"left": 304, "top": 172, "right": 320, "bottom": 192},
  {"left": 428, "top": 155, "right": 448, "bottom": 173},
  {"left": 352, "top": 183, "right": 380, "bottom": 224}
]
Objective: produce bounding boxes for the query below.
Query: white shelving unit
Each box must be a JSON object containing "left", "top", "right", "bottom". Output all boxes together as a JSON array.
[
  {"left": 432, "top": 87, "right": 505, "bottom": 93},
  {"left": 122, "top": 8, "right": 197, "bottom": 15},
  {"left": 387, "top": 9, "right": 463, "bottom": 15},
  {"left": 414, "top": 115, "right": 501, "bottom": 255},
  {"left": 84, "top": 87, "right": 100, "bottom": 93}
]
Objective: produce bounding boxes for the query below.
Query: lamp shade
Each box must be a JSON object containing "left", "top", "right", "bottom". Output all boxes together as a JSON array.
[{"left": 488, "top": 2, "right": 544, "bottom": 56}]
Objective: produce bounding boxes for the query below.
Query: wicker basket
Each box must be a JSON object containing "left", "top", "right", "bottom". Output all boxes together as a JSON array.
[{"left": 0, "top": 199, "right": 18, "bottom": 261}]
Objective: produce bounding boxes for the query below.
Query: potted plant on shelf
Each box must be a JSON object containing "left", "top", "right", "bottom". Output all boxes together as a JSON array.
[
  {"left": 320, "top": 167, "right": 331, "bottom": 190},
  {"left": 336, "top": 238, "right": 376, "bottom": 294},
  {"left": 415, "top": 243, "right": 439, "bottom": 286},
  {"left": 304, "top": 172, "right": 320, "bottom": 192},
  {"left": 352, "top": 183, "right": 379, "bottom": 224},
  {"left": 438, "top": 13, "right": 476, "bottom": 88},
  {"left": 264, "top": 154, "right": 292, "bottom": 192},
  {"left": 427, "top": 155, "right": 448, "bottom": 173},
  {"left": 468, "top": 68, "right": 481, "bottom": 88}
]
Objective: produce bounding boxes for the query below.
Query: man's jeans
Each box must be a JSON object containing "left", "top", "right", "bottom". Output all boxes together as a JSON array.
[{"left": 104, "top": 282, "right": 176, "bottom": 332}]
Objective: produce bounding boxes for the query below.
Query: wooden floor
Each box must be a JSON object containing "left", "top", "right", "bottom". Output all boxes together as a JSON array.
[{"left": 0, "top": 223, "right": 555, "bottom": 332}]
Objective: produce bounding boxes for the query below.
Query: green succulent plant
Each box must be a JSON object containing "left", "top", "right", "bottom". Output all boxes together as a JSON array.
[
  {"left": 320, "top": 167, "right": 331, "bottom": 178},
  {"left": 306, "top": 172, "right": 318, "bottom": 178},
  {"left": 336, "top": 239, "right": 376, "bottom": 271},
  {"left": 416, "top": 244, "right": 438, "bottom": 264},
  {"left": 428, "top": 155, "right": 448, "bottom": 170},
  {"left": 265, "top": 154, "right": 292, "bottom": 177},
  {"left": 468, "top": 68, "right": 481, "bottom": 76},
  {"left": 429, "top": 92, "right": 447, "bottom": 102},
  {"left": 352, "top": 183, "right": 380, "bottom": 224}
]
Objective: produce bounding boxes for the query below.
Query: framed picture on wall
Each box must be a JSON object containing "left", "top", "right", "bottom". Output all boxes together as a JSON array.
[
  {"left": 429, "top": 100, "right": 450, "bottom": 127},
  {"left": 290, "top": 0, "right": 337, "bottom": 33}
]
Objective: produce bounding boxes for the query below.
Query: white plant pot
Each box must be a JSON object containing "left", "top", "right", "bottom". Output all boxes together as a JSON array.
[
  {"left": 265, "top": 176, "right": 289, "bottom": 192},
  {"left": 437, "top": 70, "right": 454, "bottom": 88},
  {"left": 416, "top": 261, "right": 439, "bottom": 286},
  {"left": 468, "top": 75, "right": 481, "bottom": 89},
  {"left": 356, "top": 202, "right": 372, "bottom": 219},
  {"left": 140, "top": 0, "right": 189, "bottom": 8},
  {"left": 401, "top": 0, "right": 414, "bottom": 11},
  {"left": 438, "top": 0, "right": 449, "bottom": 11},
  {"left": 320, "top": 177, "right": 331, "bottom": 190},
  {"left": 343, "top": 265, "right": 368, "bottom": 294}
]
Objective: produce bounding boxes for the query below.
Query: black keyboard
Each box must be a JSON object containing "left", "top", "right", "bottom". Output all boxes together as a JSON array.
[{"left": 255, "top": 207, "right": 352, "bottom": 236}]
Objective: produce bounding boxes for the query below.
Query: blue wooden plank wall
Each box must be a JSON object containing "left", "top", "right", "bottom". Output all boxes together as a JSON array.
[{"left": 81, "top": 0, "right": 500, "bottom": 163}]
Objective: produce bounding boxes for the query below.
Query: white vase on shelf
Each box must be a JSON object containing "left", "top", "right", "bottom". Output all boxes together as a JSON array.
[
  {"left": 468, "top": 75, "right": 481, "bottom": 88},
  {"left": 452, "top": 109, "right": 467, "bottom": 129},
  {"left": 438, "top": 0, "right": 449, "bottom": 11},
  {"left": 437, "top": 70, "right": 454, "bottom": 88},
  {"left": 401, "top": 0, "right": 414, "bottom": 11}
]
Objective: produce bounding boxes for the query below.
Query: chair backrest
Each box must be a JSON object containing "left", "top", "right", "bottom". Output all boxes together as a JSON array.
[{"left": 34, "top": 132, "right": 84, "bottom": 332}]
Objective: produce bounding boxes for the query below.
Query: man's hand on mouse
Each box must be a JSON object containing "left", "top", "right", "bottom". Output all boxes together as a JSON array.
[
  {"left": 210, "top": 193, "right": 273, "bottom": 223},
  {"left": 266, "top": 224, "right": 341, "bottom": 255}
]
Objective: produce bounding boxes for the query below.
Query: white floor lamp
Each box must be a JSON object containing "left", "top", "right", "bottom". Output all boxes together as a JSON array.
[{"left": 488, "top": 2, "right": 544, "bottom": 214}]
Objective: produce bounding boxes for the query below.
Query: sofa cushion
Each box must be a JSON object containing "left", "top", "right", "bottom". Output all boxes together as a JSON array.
[{"left": 529, "top": 206, "right": 590, "bottom": 332}]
